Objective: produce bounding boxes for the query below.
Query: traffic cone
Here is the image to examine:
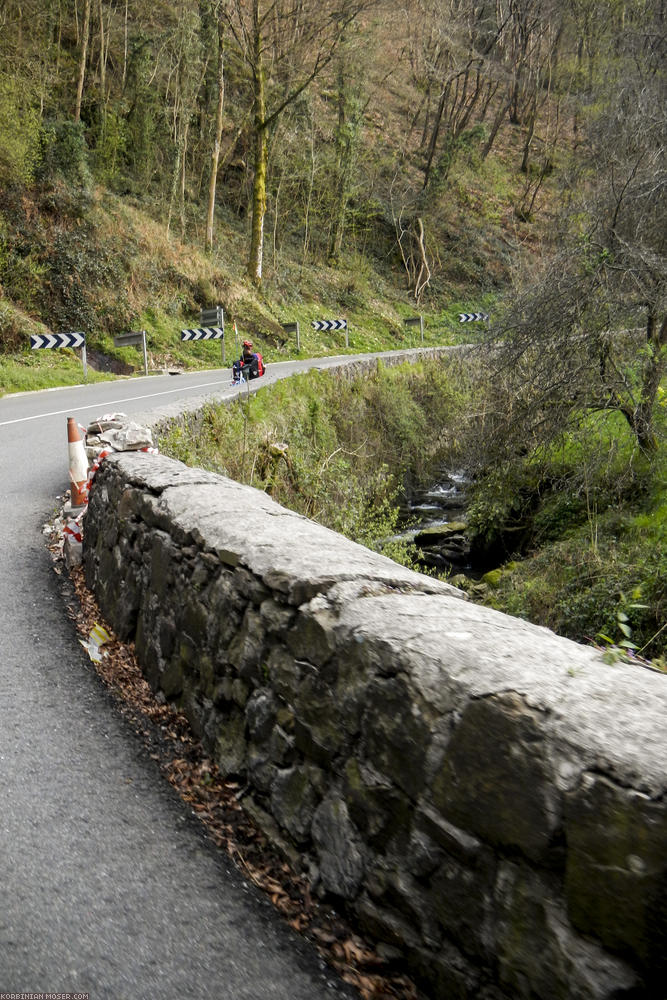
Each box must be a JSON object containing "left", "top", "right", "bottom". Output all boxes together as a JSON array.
[{"left": 67, "top": 416, "right": 89, "bottom": 509}]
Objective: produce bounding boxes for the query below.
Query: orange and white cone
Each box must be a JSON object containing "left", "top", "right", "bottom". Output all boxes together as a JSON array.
[{"left": 67, "top": 416, "right": 89, "bottom": 509}]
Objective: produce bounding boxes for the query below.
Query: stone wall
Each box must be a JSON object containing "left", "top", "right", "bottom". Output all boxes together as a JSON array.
[{"left": 83, "top": 451, "right": 667, "bottom": 1000}]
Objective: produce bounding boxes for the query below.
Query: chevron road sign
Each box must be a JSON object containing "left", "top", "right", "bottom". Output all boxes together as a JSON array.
[
  {"left": 180, "top": 327, "right": 224, "bottom": 341},
  {"left": 181, "top": 322, "right": 226, "bottom": 365},
  {"left": 312, "top": 318, "right": 349, "bottom": 348},
  {"left": 459, "top": 312, "right": 489, "bottom": 323},
  {"left": 30, "top": 331, "right": 85, "bottom": 350},
  {"left": 30, "top": 330, "right": 88, "bottom": 380},
  {"left": 311, "top": 319, "right": 347, "bottom": 332}
]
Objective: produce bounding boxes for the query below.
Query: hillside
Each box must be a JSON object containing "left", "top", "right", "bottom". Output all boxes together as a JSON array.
[{"left": 0, "top": 0, "right": 591, "bottom": 393}]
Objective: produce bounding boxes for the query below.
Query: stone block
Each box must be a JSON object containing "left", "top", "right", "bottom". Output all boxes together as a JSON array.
[
  {"left": 233, "top": 565, "right": 270, "bottom": 604},
  {"left": 245, "top": 688, "right": 277, "bottom": 743},
  {"left": 366, "top": 866, "right": 442, "bottom": 950},
  {"left": 259, "top": 597, "right": 295, "bottom": 636},
  {"left": 227, "top": 608, "right": 265, "bottom": 683},
  {"left": 180, "top": 594, "right": 209, "bottom": 648},
  {"left": 362, "top": 677, "right": 430, "bottom": 798},
  {"left": 286, "top": 601, "right": 337, "bottom": 667},
  {"left": 247, "top": 745, "right": 277, "bottom": 794},
  {"left": 294, "top": 672, "right": 348, "bottom": 766},
  {"left": 565, "top": 772, "right": 667, "bottom": 985},
  {"left": 214, "top": 710, "right": 247, "bottom": 778},
  {"left": 495, "top": 861, "right": 639, "bottom": 999},
  {"left": 149, "top": 531, "right": 174, "bottom": 600},
  {"left": 266, "top": 646, "right": 302, "bottom": 704},
  {"left": 229, "top": 677, "right": 249, "bottom": 707},
  {"left": 269, "top": 725, "right": 297, "bottom": 768},
  {"left": 405, "top": 828, "right": 443, "bottom": 880},
  {"left": 430, "top": 853, "right": 495, "bottom": 960},
  {"left": 312, "top": 794, "right": 365, "bottom": 899},
  {"left": 343, "top": 758, "right": 411, "bottom": 849},
  {"left": 416, "top": 804, "right": 487, "bottom": 866},
  {"left": 161, "top": 657, "right": 184, "bottom": 700},
  {"left": 355, "top": 892, "right": 421, "bottom": 951},
  {"left": 409, "top": 940, "right": 482, "bottom": 1000},
  {"left": 270, "top": 764, "right": 322, "bottom": 844},
  {"left": 430, "top": 693, "right": 560, "bottom": 863}
]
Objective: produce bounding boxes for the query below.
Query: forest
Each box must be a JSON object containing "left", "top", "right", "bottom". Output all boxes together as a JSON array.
[{"left": 0, "top": 0, "right": 665, "bottom": 660}]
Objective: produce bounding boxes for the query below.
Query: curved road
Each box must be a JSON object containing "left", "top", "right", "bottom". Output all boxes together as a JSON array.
[{"left": 0, "top": 356, "right": 384, "bottom": 999}]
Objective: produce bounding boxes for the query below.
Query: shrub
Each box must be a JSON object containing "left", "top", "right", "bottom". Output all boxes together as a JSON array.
[
  {"left": 0, "top": 75, "right": 41, "bottom": 185},
  {"left": 37, "top": 119, "right": 92, "bottom": 192}
]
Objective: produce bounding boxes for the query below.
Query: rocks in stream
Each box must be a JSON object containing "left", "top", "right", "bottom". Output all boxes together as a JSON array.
[
  {"left": 413, "top": 521, "right": 471, "bottom": 570},
  {"left": 401, "top": 472, "right": 473, "bottom": 573}
]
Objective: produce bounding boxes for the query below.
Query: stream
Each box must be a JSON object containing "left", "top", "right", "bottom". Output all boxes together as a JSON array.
[{"left": 395, "top": 468, "right": 479, "bottom": 579}]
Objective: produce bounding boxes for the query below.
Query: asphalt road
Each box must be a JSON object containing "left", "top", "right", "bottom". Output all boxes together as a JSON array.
[{"left": 0, "top": 358, "right": 372, "bottom": 999}]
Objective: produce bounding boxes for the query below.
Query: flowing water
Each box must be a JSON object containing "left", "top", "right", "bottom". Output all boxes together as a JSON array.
[{"left": 395, "top": 468, "right": 478, "bottom": 577}]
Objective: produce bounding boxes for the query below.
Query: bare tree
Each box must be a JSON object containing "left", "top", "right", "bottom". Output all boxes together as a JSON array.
[
  {"left": 222, "top": 0, "right": 376, "bottom": 285},
  {"left": 206, "top": 2, "right": 227, "bottom": 253},
  {"left": 483, "top": 26, "right": 666, "bottom": 456},
  {"left": 165, "top": 9, "right": 206, "bottom": 237},
  {"left": 403, "top": 0, "right": 502, "bottom": 190},
  {"left": 75, "top": 0, "right": 92, "bottom": 123},
  {"left": 327, "top": 34, "right": 365, "bottom": 263}
]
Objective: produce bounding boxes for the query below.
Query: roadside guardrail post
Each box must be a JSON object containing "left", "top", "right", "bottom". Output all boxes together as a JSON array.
[
  {"left": 281, "top": 321, "right": 300, "bottom": 351},
  {"left": 200, "top": 306, "right": 225, "bottom": 365},
  {"left": 404, "top": 315, "right": 424, "bottom": 343},
  {"left": 114, "top": 330, "right": 149, "bottom": 375}
]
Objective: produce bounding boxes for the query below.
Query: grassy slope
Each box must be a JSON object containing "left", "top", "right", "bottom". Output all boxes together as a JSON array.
[{"left": 0, "top": 101, "right": 548, "bottom": 396}]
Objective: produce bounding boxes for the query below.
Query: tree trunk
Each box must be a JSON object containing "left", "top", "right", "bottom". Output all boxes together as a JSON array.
[
  {"left": 248, "top": 119, "right": 268, "bottom": 284},
  {"left": 247, "top": 9, "right": 267, "bottom": 285},
  {"left": 634, "top": 313, "right": 667, "bottom": 453},
  {"left": 74, "top": 0, "right": 91, "bottom": 123},
  {"left": 97, "top": 0, "right": 109, "bottom": 128},
  {"left": 122, "top": 0, "right": 129, "bottom": 89},
  {"left": 328, "top": 59, "right": 355, "bottom": 263},
  {"left": 206, "top": 13, "right": 225, "bottom": 253},
  {"left": 520, "top": 92, "right": 537, "bottom": 173},
  {"left": 98, "top": 0, "right": 107, "bottom": 123},
  {"left": 617, "top": 314, "right": 666, "bottom": 454},
  {"left": 482, "top": 97, "right": 510, "bottom": 160}
]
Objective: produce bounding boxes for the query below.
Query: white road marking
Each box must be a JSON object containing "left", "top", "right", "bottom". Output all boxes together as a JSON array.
[{"left": 0, "top": 379, "right": 231, "bottom": 427}]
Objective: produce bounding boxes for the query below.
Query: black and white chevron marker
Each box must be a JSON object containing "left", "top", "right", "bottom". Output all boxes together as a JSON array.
[
  {"left": 311, "top": 319, "right": 347, "bottom": 332},
  {"left": 180, "top": 326, "right": 224, "bottom": 341},
  {"left": 458, "top": 312, "right": 489, "bottom": 323},
  {"left": 30, "top": 331, "right": 85, "bottom": 349}
]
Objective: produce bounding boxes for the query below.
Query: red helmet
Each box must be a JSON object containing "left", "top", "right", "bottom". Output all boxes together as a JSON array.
[{"left": 242, "top": 339, "right": 253, "bottom": 349}]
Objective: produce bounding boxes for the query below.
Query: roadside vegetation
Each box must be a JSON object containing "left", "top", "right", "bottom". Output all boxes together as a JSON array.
[
  {"left": 462, "top": 389, "right": 667, "bottom": 664},
  {"left": 159, "top": 358, "right": 470, "bottom": 564}
]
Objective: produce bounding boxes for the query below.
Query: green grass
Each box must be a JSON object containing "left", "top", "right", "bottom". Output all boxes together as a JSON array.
[{"left": 0, "top": 351, "right": 115, "bottom": 394}]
